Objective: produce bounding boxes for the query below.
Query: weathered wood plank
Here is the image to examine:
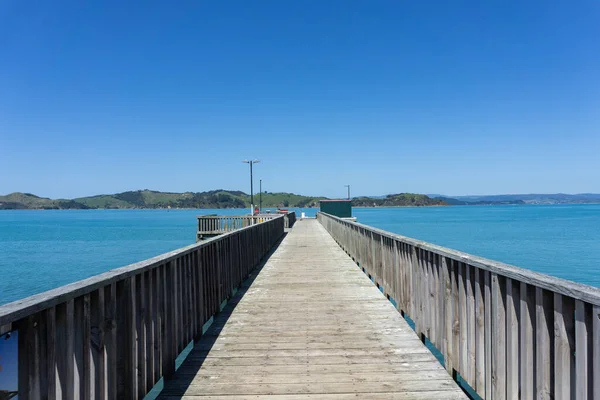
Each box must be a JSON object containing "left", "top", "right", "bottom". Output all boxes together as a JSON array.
[
  {"left": 18, "top": 313, "right": 40, "bottom": 400},
  {"left": 520, "top": 282, "right": 534, "bottom": 400},
  {"left": 451, "top": 260, "right": 460, "bottom": 373},
  {"left": 90, "top": 288, "right": 105, "bottom": 400},
  {"left": 575, "top": 299, "right": 592, "bottom": 400},
  {"left": 474, "top": 268, "right": 485, "bottom": 396},
  {"left": 104, "top": 283, "right": 117, "bottom": 399},
  {"left": 443, "top": 256, "right": 453, "bottom": 373},
  {"left": 162, "top": 219, "right": 466, "bottom": 399},
  {"left": 146, "top": 270, "right": 155, "bottom": 391},
  {"left": 505, "top": 278, "right": 519, "bottom": 399},
  {"left": 465, "top": 264, "right": 476, "bottom": 387},
  {"left": 480, "top": 269, "right": 491, "bottom": 398},
  {"left": 116, "top": 277, "right": 137, "bottom": 399},
  {"left": 458, "top": 262, "right": 467, "bottom": 378},
  {"left": 162, "top": 261, "right": 176, "bottom": 379},
  {"left": 56, "top": 299, "right": 75, "bottom": 399},
  {"left": 536, "top": 287, "right": 554, "bottom": 400},
  {"left": 554, "top": 293, "right": 575, "bottom": 400},
  {"left": 135, "top": 272, "right": 146, "bottom": 399},
  {"left": 46, "top": 306, "right": 57, "bottom": 400},
  {"left": 491, "top": 273, "right": 505, "bottom": 400},
  {"left": 594, "top": 304, "right": 600, "bottom": 399}
]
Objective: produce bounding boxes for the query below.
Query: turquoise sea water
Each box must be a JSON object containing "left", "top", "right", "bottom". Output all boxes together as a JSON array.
[
  {"left": 1, "top": 205, "right": 599, "bottom": 306},
  {"left": 354, "top": 204, "right": 600, "bottom": 288}
]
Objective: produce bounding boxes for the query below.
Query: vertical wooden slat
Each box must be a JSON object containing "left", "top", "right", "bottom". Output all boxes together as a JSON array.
[
  {"left": 491, "top": 273, "right": 506, "bottom": 400},
  {"left": 46, "top": 306, "right": 57, "bottom": 400},
  {"left": 146, "top": 270, "right": 154, "bottom": 392},
  {"left": 575, "top": 300, "right": 592, "bottom": 400},
  {"left": 410, "top": 246, "right": 418, "bottom": 321},
  {"left": 536, "top": 287, "right": 554, "bottom": 400},
  {"left": 56, "top": 299, "right": 74, "bottom": 399},
  {"left": 136, "top": 273, "right": 147, "bottom": 399},
  {"left": 154, "top": 266, "right": 163, "bottom": 383},
  {"left": 593, "top": 304, "right": 600, "bottom": 399},
  {"left": 436, "top": 256, "right": 444, "bottom": 350},
  {"left": 116, "top": 277, "right": 137, "bottom": 399},
  {"left": 74, "top": 294, "right": 91, "bottom": 399},
  {"left": 18, "top": 314, "right": 40, "bottom": 400},
  {"left": 466, "top": 264, "right": 476, "bottom": 388},
  {"left": 519, "top": 282, "right": 534, "bottom": 400},
  {"left": 554, "top": 293, "right": 575, "bottom": 400},
  {"left": 191, "top": 252, "right": 198, "bottom": 343},
  {"left": 91, "top": 288, "right": 105, "bottom": 400},
  {"left": 484, "top": 271, "right": 492, "bottom": 399},
  {"left": 177, "top": 256, "right": 184, "bottom": 353},
  {"left": 474, "top": 268, "right": 485, "bottom": 396},
  {"left": 104, "top": 283, "right": 117, "bottom": 399},
  {"left": 443, "top": 256, "right": 453, "bottom": 373},
  {"left": 426, "top": 251, "right": 434, "bottom": 341},
  {"left": 451, "top": 260, "right": 460, "bottom": 371},
  {"left": 458, "top": 262, "right": 467, "bottom": 377},
  {"left": 187, "top": 253, "right": 194, "bottom": 343},
  {"left": 162, "top": 261, "right": 176, "bottom": 379},
  {"left": 505, "top": 278, "right": 519, "bottom": 399},
  {"left": 185, "top": 254, "right": 191, "bottom": 346}
]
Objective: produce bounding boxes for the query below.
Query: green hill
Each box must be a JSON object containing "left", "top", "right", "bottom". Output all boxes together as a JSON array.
[
  {"left": 352, "top": 193, "right": 447, "bottom": 207},
  {"left": 0, "top": 193, "right": 91, "bottom": 210},
  {"left": 73, "top": 189, "right": 325, "bottom": 209},
  {"left": 0, "top": 190, "right": 445, "bottom": 210},
  {"left": 0, "top": 190, "right": 327, "bottom": 210}
]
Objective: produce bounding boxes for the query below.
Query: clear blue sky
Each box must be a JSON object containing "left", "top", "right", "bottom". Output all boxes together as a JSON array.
[{"left": 1, "top": 1, "right": 599, "bottom": 199}]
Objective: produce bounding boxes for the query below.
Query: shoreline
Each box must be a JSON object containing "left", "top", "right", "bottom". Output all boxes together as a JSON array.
[{"left": 3, "top": 203, "right": 600, "bottom": 211}]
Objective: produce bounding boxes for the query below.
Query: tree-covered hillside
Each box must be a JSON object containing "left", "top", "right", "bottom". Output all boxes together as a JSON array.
[
  {"left": 352, "top": 193, "right": 447, "bottom": 207},
  {"left": 0, "top": 190, "right": 327, "bottom": 210}
]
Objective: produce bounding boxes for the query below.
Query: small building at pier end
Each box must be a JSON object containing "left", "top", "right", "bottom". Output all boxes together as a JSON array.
[{"left": 319, "top": 199, "right": 354, "bottom": 219}]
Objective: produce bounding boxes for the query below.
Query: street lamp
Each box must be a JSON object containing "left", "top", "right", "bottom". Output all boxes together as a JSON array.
[
  {"left": 344, "top": 185, "right": 350, "bottom": 200},
  {"left": 242, "top": 159, "right": 260, "bottom": 215}
]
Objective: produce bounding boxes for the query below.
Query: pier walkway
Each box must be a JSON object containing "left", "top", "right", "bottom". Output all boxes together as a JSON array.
[{"left": 160, "top": 219, "right": 466, "bottom": 399}]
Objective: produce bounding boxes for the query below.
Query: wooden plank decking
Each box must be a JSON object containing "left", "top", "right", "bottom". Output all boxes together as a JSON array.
[{"left": 160, "top": 219, "right": 467, "bottom": 399}]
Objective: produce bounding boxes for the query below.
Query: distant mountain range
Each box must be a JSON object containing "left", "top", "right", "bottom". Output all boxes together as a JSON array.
[
  {"left": 1, "top": 190, "right": 598, "bottom": 210},
  {"left": 431, "top": 193, "right": 600, "bottom": 205}
]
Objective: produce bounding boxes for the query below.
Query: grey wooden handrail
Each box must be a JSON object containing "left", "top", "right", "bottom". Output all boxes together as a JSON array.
[
  {"left": 317, "top": 211, "right": 599, "bottom": 399},
  {"left": 0, "top": 214, "right": 287, "bottom": 399}
]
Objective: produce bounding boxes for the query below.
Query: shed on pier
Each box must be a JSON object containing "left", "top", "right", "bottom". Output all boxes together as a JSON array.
[{"left": 319, "top": 199, "right": 352, "bottom": 218}]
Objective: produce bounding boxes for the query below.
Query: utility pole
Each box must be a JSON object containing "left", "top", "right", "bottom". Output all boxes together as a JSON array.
[
  {"left": 344, "top": 185, "right": 350, "bottom": 200},
  {"left": 242, "top": 160, "right": 260, "bottom": 215},
  {"left": 259, "top": 179, "right": 262, "bottom": 214}
]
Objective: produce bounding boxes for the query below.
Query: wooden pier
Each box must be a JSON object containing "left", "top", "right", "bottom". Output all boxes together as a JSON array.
[
  {"left": 1, "top": 211, "right": 599, "bottom": 399},
  {"left": 161, "top": 218, "right": 466, "bottom": 398},
  {"left": 197, "top": 212, "right": 296, "bottom": 241}
]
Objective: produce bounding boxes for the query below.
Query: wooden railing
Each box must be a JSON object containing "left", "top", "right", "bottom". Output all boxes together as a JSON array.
[
  {"left": 197, "top": 212, "right": 295, "bottom": 240},
  {"left": 317, "top": 212, "right": 600, "bottom": 400},
  {"left": 0, "top": 215, "right": 285, "bottom": 399}
]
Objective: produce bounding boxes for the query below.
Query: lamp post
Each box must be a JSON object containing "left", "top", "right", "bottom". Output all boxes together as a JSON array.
[
  {"left": 242, "top": 159, "right": 260, "bottom": 215},
  {"left": 344, "top": 185, "right": 350, "bottom": 200},
  {"left": 259, "top": 179, "right": 262, "bottom": 214}
]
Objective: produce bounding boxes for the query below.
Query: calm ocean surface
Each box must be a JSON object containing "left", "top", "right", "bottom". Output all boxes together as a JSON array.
[{"left": 1, "top": 205, "right": 599, "bottom": 306}]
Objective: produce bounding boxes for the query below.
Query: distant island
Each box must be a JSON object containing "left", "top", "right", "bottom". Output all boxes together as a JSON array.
[{"left": 0, "top": 190, "right": 598, "bottom": 210}]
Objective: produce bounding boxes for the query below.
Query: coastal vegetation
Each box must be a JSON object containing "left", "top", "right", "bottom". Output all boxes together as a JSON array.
[
  {"left": 2, "top": 190, "right": 598, "bottom": 210},
  {"left": 0, "top": 190, "right": 327, "bottom": 210},
  {"left": 352, "top": 193, "right": 447, "bottom": 207}
]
